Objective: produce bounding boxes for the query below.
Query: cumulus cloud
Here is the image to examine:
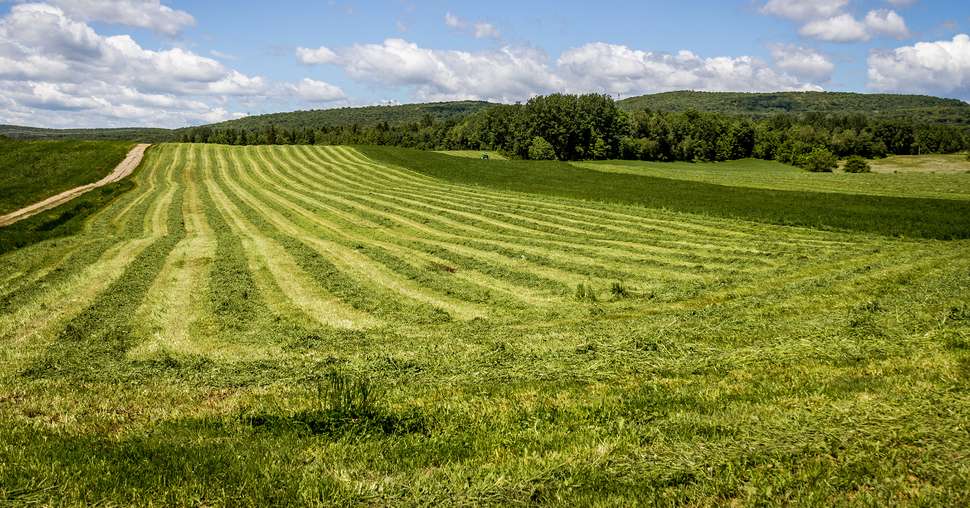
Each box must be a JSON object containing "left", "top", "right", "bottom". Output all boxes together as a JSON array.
[
  {"left": 34, "top": 0, "right": 195, "bottom": 36},
  {"left": 298, "top": 38, "right": 823, "bottom": 102},
  {"left": 289, "top": 78, "right": 346, "bottom": 103},
  {"left": 770, "top": 44, "right": 835, "bottom": 81},
  {"left": 317, "top": 39, "right": 561, "bottom": 101},
  {"left": 865, "top": 9, "right": 910, "bottom": 39},
  {"left": 868, "top": 33, "right": 970, "bottom": 99},
  {"left": 558, "top": 43, "right": 822, "bottom": 95},
  {"left": 762, "top": 1, "right": 911, "bottom": 43},
  {"left": 0, "top": 3, "right": 313, "bottom": 128},
  {"left": 296, "top": 46, "right": 339, "bottom": 65},
  {"left": 799, "top": 13, "right": 869, "bottom": 42}
]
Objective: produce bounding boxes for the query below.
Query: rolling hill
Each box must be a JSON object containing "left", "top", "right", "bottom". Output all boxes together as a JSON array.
[
  {"left": 200, "top": 100, "right": 496, "bottom": 131},
  {"left": 617, "top": 91, "right": 970, "bottom": 125},
  {"left": 0, "top": 125, "right": 173, "bottom": 142}
]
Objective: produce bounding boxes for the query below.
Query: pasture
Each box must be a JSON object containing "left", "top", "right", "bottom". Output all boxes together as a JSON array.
[
  {"left": 577, "top": 157, "right": 970, "bottom": 200},
  {"left": 0, "top": 144, "right": 968, "bottom": 505}
]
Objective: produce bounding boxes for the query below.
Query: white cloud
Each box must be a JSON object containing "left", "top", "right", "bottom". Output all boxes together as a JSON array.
[
  {"left": 762, "top": 1, "right": 911, "bottom": 43},
  {"left": 770, "top": 44, "right": 835, "bottom": 81},
  {"left": 37, "top": 0, "right": 195, "bottom": 36},
  {"left": 865, "top": 9, "right": 910, "bottom": 39},
  {"left": 761, "top": 0, "right": 849, "bottom": 21},
  {"left": 299, "top": 38, "right": 823, "bottom": 101},
  {"left": 296, "top": 46, "right": 339, "bottom": 64},
  {"left": 443, "top": 11, "right": 501, "bottom": 39},
  {"left": 289, "top": 78, "right": 346, "bottom": 102},
  {"left": 316, "top": 39, "right": 561, "bottom": 102},
  {"left": 868, "top": 33, "right": 970, "bottom": 99},
  {"left": 557, "top": 43, "right": 822, "bottom": 95},
  {"left": 0, "top": 3, "right": 313, "bottom": 128},
  {"left": 800, "top": 14, "right": 869, "bottom": 42}
]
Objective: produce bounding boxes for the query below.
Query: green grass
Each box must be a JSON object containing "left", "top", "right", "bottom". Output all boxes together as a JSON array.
[
  {"left": 867, "top": 153, "right": 970, "bottom": 174},
  {"left": 436, "top": 150, "right": 509, "bottom": 160},
  {"left": 1, "top": 143, "right": 968, "bottom": 505},
  {"left": 360, "top": 146, "right": 970, "bottom": 240},
  {"left": 578, "top": 157, "right": 970, "bottom": 200},
  {"left": 0, "top": 137, "right": 133, "bottom": 215}
]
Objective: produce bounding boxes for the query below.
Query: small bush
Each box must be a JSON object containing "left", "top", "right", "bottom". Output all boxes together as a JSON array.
[
  {"left": 610, "top": 281, "right": 629, "bottom": 299},
  {"left": 800, "top": 147, "right": 838, "bottom": 173},
  {"left": 528, "top": 136, "right": 557, "bottom": 160},
  {"left": 843, "top": 156, "right": 871, "bottom": 173},
  {"left": 317, "top": 369, "right": 382, "bottom": 418},
  {"left": 575, "top": 283, "right": 597, "bottom": 302}
]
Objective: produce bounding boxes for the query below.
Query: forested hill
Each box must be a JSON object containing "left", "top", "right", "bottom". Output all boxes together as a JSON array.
[
  {"left": 201, "top": 100, "right": 496, "bottom": 131},
  {"left": 618, "top": 91, "right": 970, "bottom": 125},
  {"left": 0, "top": 125, "right": 173, "bottom": 142}
]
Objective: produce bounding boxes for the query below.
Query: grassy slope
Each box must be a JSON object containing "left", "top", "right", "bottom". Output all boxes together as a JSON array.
[
  {"left": 578, "top": 158, "right": 970, "bottom": 201},
  {"left": 0, "top": 143, "right": 967, "bottom": 504},
  {"left": 617, "top": 91, "right": 970, "bottom": 125},
  {"left": 0, "top": 138, "right": 133, "bottom": 215},
  {"left": 359, "top": 146, "right": 970, "bottom": 240}
]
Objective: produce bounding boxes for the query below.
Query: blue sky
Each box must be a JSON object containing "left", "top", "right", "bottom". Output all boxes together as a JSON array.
[{"left": 1, "top": 0, "right": 968, "bottom": 128}]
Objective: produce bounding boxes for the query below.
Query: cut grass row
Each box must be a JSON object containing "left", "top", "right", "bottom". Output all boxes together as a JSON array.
[
  {"left": 1, "top": 143, "right": 967, "bottom": 504},
  {"left": 362, "top": 146, "right": 970, "bottom": 239}
]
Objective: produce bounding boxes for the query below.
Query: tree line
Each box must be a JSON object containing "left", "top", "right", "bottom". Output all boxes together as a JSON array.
[{"left": 178, "top": 94, "right": 970, "bottom": 167}]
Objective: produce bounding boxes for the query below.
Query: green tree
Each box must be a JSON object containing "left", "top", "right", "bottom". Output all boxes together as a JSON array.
[
  {"left": 801, "top": 147, "right": 838, "bottom": 173},
  {"left": 528, "top": 136, "right": 557, "bottom": 160},
  {"left": 843, "top": 155, "right": 871, "bottom": 173}
]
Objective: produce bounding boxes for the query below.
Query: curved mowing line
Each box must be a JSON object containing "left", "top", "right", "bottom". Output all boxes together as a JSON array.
[
  {"left": 205, "top": 146, "right": 380, "bottom": 330},
  {"left": 248, "top": 147, "right": 560, "bottom": 308},
  {"left": 260, "top": 147, "right": 640, "bottom": 289},
  {"left": 109, "top": 144, "right": 176, "bottom": 233},
  {"left": 343, "top": 146, "right": 865, "bottom": 247},
  {"left": 330, "top": 147, "right": 768, "bottom": 241},
  {"left": 249, "top": 149, "right": 538, "bottom": 310},
  {"left": 261, "top": 147, "right": 598, "bottom": 283},
  {"left": 231, "top": 146, "right": 497, "bottom": 318},
  {"left": 129, "top": 145, "right": 223, "bottom": 359},
  {"left": 218, "top": 146, "right": 486, "bottom": 321},
  {"left": 315, "top": 147, "right": 873, "bottom": 273},
  {"left": 306, "top": 147, "right": 788, "bottom": 257},
  {"left": 286, "top": 147, "right": 751, "bottom": 279}
]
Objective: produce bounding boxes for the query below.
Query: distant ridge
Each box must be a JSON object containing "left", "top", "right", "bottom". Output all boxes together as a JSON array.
[
  {"left": 617, "top": 91, "right": 970, "bottom": 125},
  {"left": 0, "top": 125, "right": 172, "bottom": 142},
  {"left": 202, "top": 100, "right": 497, "bottom": 131}
]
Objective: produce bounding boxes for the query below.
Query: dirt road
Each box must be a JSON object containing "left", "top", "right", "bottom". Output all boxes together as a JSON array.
[{"left": 0, "top": 143, "right": 150, "bottom": 227}]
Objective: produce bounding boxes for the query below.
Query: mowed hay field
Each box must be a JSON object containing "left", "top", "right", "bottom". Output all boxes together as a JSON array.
[{"left": 1, "top": 143, "right": 969, "bottom": 505}]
